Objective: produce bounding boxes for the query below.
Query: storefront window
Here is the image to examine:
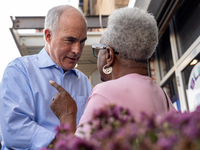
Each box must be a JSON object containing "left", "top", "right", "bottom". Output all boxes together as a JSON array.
[
  {"left": 173, "top": 0, "right": 200, "bottom": 57},
  {"left": 162, "top": 74, "right": 180, "bottom": 110},
  {"left": 182, "top": 53, "right": 200, "bottom": 111},
  {"left": 157, "top": 27, "right": 173, "bottom": 79}
]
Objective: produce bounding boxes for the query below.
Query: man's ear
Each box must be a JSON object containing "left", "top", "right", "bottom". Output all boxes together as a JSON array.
[
  {"left": 105, "top": 47, "right": 115, "bottom": 67},
  {"left": 44, "top": 28, "right": 52, "bottom": 44}
]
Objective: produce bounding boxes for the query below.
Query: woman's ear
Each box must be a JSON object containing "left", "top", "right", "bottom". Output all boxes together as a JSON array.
[
  {"left": 44, "top": 28, "right": 52, "bottom": 44},
  {"left": 105, "top": 47, "right": 115, "bottom": 67}
]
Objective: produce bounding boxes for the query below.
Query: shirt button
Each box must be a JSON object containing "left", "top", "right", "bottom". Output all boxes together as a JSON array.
[{"left": 56, "top": 65, "right": 58, "bottom": 68}]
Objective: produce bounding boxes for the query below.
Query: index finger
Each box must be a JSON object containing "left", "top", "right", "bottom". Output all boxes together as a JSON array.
[{"left": 49, "top": 80, "right": 66, "bottom": 92}]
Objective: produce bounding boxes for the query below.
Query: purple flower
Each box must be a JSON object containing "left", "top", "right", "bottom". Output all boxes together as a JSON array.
[
  {"left": 105, "top": 139, "right": 132, "bottom": 150},
  {"left": 91, "top": 126, "right": 113, "bottom": 139},
  {"left": 41, "top": 104, "right": 200, "bottom": 150},
  {"left": 181, "top": 122, "right": 199, "bottom": 139},
  {"left": 116, "top": 124, "right": 138, "bottom": 139},
  {"left": 68, "top": 137, "right": 96, "bottom": 150},
  {"left": 54, "top": 139, "right": 70, "bottom": 150},
  {"left": 157, "top": 137, "right": 175, "bottom": 150},
  {"left": 92, "top": 107, "right": 109, "bottom": 119},
  {"left": 138, "top": 112, "right": 157, "bottom": 131}
]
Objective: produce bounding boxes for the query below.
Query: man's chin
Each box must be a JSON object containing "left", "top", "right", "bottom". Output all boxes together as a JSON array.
[{"left": 62, "top": 66, "right": 75, "bottom": 72}]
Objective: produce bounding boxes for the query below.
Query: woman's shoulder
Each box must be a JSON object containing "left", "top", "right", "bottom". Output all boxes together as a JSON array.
[
  {"left": 92, "top": 78, "right": 126, "bottom": 96},
  {"left": 93, "top": 80, "right": 114, "bottom": 91}
]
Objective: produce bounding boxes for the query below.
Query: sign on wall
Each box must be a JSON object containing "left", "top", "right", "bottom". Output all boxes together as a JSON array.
[{"left": 187, "top": 62, "right": 200, "bottom": 111}]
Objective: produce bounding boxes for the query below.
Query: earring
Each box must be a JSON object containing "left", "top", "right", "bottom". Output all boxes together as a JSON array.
[{"left": 103, "top": 65, "right": 112, "bottom": 74}]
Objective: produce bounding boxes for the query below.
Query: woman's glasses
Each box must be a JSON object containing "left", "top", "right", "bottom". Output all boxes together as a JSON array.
[{"left": 92, "top": 43, "right": 119, "bottom": 58}]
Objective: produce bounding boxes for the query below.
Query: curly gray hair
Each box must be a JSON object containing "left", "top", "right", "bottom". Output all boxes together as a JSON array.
[
  {"left": 102, "top": 7, "right": 158, "bottom": 61},
  {"left": 44, "top": 5, "right": 87, "bottom": 36}
]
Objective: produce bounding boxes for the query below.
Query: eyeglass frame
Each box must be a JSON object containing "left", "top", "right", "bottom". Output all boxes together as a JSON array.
[{"left": 92, "top": 43, "right": 119, "bottom": 58}]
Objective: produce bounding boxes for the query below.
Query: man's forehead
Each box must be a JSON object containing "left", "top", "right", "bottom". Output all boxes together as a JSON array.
[
  {"left": 61, "top": 8, "right": 83, "bottom": 20},
  {"left": 63, "top": 36, "right": 87, "bottom": 42}
]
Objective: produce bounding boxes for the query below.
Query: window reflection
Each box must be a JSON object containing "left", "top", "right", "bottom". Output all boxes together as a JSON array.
[
  {"left": 173, "top": 0, "right": 200, "bottom": 57},
  {"left": 182, "top": 53, "right": 200, "bottom": 111},
  {"left": 157, "top": 27, "right": 174, "bottom": 79},
  {"left": 162, "top": 74, "right": 180, "bottom": 110}
]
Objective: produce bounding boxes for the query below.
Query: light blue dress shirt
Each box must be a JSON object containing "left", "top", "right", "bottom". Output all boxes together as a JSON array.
[{"left": 0, "top": 48, "right": 92, "bottom": 150}]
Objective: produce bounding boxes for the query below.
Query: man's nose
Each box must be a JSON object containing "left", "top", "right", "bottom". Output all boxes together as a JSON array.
[{"left": 71, "top": 42, "right": 81, "bottom": 55}]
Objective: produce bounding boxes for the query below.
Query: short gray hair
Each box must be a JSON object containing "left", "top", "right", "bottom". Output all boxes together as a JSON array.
[
  {"left": 44, "top": 5, "right": 87, "bottom": 36},
  {"left": 102, "top": 7, "right": 158, "bottom": 61}
]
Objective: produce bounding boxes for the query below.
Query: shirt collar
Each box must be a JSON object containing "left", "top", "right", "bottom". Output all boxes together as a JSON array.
[
  {"left": 38, "top": 48, "right": 55, "bottom": 68},
  {"left": 38, "top": 47, "right": 78, "bottom": 77}
]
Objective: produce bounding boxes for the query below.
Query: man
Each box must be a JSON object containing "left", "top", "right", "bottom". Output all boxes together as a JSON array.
[{"left": 0, "top": 5, "right": 92, "bottom": 149}]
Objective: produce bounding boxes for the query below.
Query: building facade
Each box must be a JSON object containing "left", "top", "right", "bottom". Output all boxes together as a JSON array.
[{"left": 150, "top": 0, "right": 200, "bottom": 112}]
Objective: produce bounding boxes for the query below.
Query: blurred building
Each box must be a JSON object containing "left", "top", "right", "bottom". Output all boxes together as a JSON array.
[{"left": 10, "top": 0, "right": 200, "bottom": 112}]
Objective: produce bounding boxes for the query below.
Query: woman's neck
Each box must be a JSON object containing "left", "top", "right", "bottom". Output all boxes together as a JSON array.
[{"left": 112, "top": 59, "right": 148, "bottom": 80}]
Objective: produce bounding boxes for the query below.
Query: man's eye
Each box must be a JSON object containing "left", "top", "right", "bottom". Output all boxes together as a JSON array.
[
  {"left": 80, "top": 39, "right": 86, "bottom": 44},
  {"left": 80, "top": 41, "right": 85, "bottom": 45},
  {"left": 65, "top": 40, "right": 73, "bottom": 44}
]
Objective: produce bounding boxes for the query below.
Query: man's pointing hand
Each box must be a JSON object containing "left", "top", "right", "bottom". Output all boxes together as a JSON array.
[{"left": 49, "top": 80, "right": 77, "bottom": 133}]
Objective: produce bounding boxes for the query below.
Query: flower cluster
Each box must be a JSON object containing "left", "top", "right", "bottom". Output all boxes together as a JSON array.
[{"left": 42, "top": 104, "right": 200, "bottom": 150}]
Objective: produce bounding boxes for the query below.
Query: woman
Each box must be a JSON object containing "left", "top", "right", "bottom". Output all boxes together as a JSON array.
[{"left": 50, "top": 6, "right": 176, "bottom": 140}]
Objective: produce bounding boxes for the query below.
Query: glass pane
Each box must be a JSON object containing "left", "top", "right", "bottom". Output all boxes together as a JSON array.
[
  {"left": 173, "top": 0, "right": 200, "bottom": 57},
  {"left": 149, "top": 53, "right": 157, "bottom": 83},
  {"left": 162, "top": 74, "right": 180, "bottom": 110},
  {"left": 182, "top": 53, "right": 200, "bottom": 111},
  {"left": 157, "top": 27, "right": 174, "bottom": 79}
]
